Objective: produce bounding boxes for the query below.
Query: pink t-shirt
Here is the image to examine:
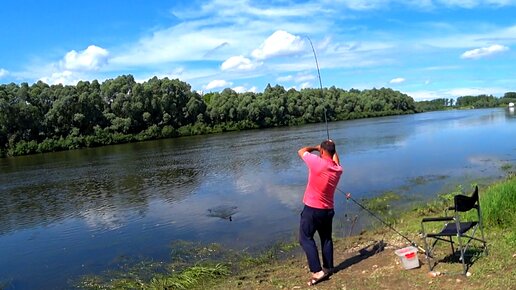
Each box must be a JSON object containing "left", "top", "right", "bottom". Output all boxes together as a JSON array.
[{"left": 302, "top": 152, "right": 343, "bottom": 209}]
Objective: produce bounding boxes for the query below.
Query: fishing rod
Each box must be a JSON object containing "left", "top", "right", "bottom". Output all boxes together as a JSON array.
[
  {"left": 307, "top": 36, "right": 330, "bottom": 140},
  {"left": 337, "top": 188, "right": 426, "bottom": 253}
]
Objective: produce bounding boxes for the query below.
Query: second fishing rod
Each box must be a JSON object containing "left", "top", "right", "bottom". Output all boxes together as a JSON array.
[{"left": 338, "top": 188, "right": 426, "bottom": 253}]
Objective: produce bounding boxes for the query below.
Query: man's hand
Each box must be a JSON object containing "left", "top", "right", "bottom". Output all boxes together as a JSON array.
[{"left": 297, "top": 145, "right": 320, "bottom": 158}]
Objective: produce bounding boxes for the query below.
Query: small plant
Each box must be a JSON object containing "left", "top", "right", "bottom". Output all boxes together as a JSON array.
[
  {"left": 361, "top": 191, "right": 401, "bottom": 214},
  {"left": 500, "top": 163, "right": 512, "bottom": 172},
  {"left": 149, "top": 263, "right": 230, "bottom": 289}
]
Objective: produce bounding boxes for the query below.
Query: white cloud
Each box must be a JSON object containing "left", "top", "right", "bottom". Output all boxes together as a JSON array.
[
  {"left": 81, "top": 208, "right": 125, "bottom": 231},
  {"left": 296, "top": 73, "right": 316, "bottom": 83},
  {"left": 62, "top": 45, "right": 109, "bottom": 71},
  {"left": 191, "top": 0, "right": 318, "bottom": 18},
  {"left": 437, "top": 0, "right": 516, "bottom": 8},
  {"left": 251, "top": 30, "right": 307, "bottom": 60},
  {"left": 300, "top": 82, "right": 312, "bottom": 89},
  {"left": 336, "top": 0, "right": 390, "bottom": 10},
  {"left": 110, "top": 3, "right": 326, "bottom": 68},
  {"left": 232, "top": 85, "right": 257, "bottom": 93},
  {"left": 232, "top": 86, "right": 246, "bottom": 93},
  {"left": 204, "top": 79, "right": 232, "bottom": 90},
  {"left": 277, "top": 72, "right": 315, "bottom": 84},
  {"left": 334, "top": 0, "right": 516, "bottom": 10},
  {"left": 460, "top": 44, "right": 509, "bottom": 59},
  {"left": 276, "top": 75, "right": 294, "bottom": 82},
  {"left": 0, "top": 68, "right": 8, "bottom": 78},
  {"left": 446, "top": 87, "right": 504, "bottom": 96},
  {"left": 221, "top": 55, "right": 260, "bottom": 71},
  {"left": 39, "top": 70, "right": 79, "bottom": 85},
  {"left": 35, "top": 45, "right": 109, "bottom": 85},
  {"left": 487, "top": 0, "right": 516, "bottom": 5},
  {"left": 438, "top": 0, "right": 479, "bottom": 8},
  {"left": 422, "top": 65, "right": 461, "bottom": 71},
  {"left": 404, "top": 90, "right": 443, "bottom": 101},
  {"left": 389, "top": 77, "right": 406, "bottom": 84}
]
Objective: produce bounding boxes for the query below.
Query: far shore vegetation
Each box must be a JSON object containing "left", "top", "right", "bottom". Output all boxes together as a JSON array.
[
  {"left": 76, "top": 174, "right": 516, "bottom": 289},
  {"left": 1, "top": 75, "right": 515, "bottom": 157}
]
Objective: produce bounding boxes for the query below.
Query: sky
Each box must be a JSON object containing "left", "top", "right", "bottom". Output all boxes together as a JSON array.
[{"left": 0, "top": 0, "right": 515, "bottom": 100}]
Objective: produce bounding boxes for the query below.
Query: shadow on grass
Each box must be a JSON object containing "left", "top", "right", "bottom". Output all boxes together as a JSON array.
[
  {"left": 431, "top": 246, "right": 486, "bottom": 274},
  {"left": 334, "top": 240, "right": 386, "bottom": 273}
]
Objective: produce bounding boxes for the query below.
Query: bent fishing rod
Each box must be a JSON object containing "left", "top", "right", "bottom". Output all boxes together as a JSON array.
[
  {"left": 307, "top": 36, "right": 330, "bottom": 141},
  {"left": 337, "top": 187, "right": 426, "bottom": 253}
]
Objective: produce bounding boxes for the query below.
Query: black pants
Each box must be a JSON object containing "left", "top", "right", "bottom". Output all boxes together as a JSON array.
[{"left": 299, "top": 205, "right": 334, "bottom": 273}]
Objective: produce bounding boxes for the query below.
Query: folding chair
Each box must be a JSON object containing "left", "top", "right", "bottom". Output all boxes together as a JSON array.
[{"left": 421, "top": 186, "right": 488, "bottom": 275}]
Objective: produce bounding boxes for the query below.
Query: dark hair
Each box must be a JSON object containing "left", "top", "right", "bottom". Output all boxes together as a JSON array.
[{"left": 320, "top": 140, "right": 336, "bottom": 156}]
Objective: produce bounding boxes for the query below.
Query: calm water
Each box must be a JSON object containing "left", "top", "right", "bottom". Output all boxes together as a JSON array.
[{"left": 1, "top": 108, "right": 515, "bottom": 289}]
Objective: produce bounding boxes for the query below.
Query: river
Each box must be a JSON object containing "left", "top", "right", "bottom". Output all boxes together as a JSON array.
[{"left": 0, "top": 108, "right": 514, "bottom": 289}]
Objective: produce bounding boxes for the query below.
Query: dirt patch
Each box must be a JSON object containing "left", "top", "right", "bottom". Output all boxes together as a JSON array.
[{"left": 212, "top": 236, "right": 488, "bottom": 290}]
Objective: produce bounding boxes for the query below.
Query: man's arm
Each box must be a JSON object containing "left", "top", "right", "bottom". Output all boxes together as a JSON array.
[
  {"left": 333, "top": 151, "right": 340, "bottom": 165},
  {"left": 297, "top": 145, "right": 320, "bottom": 158}
]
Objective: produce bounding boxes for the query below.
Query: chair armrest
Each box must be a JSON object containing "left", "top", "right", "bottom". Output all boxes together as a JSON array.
[{"left": 421, "top": 216, "right": 454, "bottom": 222}]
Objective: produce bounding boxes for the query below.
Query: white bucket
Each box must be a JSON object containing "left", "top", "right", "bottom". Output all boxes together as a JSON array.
[{"left": 394, "top": 246, "right": 419, "bottom": 270}]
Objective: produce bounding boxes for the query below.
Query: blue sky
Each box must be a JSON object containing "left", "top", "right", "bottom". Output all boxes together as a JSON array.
[{"left": 0, "top": 0, "right": 515, "bottom": 100}]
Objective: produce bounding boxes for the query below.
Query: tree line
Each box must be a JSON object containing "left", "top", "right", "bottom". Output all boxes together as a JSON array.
[
  {"left": 415, "top": 92, "right": 516, "bottom": 112},
  {"left": 0, "top": 75, "right": 418, "bottom": 157},
  {"left": 9, "top": 74, "right": 505, "bottom": 157}
]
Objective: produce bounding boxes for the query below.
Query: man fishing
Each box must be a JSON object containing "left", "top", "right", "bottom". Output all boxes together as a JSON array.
[{"left": 297, "top": 139, "right": 343, "bottom": 286}]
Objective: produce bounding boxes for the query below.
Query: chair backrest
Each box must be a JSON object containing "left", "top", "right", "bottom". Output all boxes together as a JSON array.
[{"left": 454, "top": 186, "right": 479, "bottom": 212}]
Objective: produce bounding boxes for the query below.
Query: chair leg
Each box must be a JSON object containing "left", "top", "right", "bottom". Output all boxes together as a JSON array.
[
  {"left": 478, "top": 196, "right": 488, "bottom": 256},
  {"left": 457, "top": 234, "right": 467, "bottom": 275},
  {"left": 449, "top": 236, "right": 454, "bottom": 255},
  {"left": 422, "top": 235, "right": 433, "bottom": 271},
  {"left": 479, "top": 222, "right": 488, "bottom": 256}
]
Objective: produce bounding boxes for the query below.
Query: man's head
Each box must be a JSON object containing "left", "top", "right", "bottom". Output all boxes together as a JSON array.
[{"left": 320, "top": 140, "right": 336, "bottom": 156}]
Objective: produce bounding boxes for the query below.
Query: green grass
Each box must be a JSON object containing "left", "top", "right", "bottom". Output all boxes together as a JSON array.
[
  {"left": 149, "top": 264, "right": 230, "bottom": 289},
  {"left": 78, "top": 262, "right": 230, "bottom": 290},
  {"left": 239, "top": 240, "right": 299, "bottom": 268},
  {"left": 479, "top": 176, "right": 516, "bottom": 228},
  {"left": 360, "top": 191, "right": 402, "bottom": 225}
]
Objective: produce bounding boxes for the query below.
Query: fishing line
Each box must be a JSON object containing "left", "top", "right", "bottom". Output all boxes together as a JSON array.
[
  {"left": 336, "top": 188, "right": 426, "bottom": 253},
  {"left": 307, "top": 36, "right": 330, "bottom": 140}
]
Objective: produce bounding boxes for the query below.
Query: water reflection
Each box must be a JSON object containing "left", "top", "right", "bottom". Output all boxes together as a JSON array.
[{"left": 0, "top": 149, "right": 202, "bottom": 235}]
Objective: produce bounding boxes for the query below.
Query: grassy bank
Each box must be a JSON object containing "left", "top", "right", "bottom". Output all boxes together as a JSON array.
[{"left": 78, "top": 176, "right": 516, "bottom": 289}]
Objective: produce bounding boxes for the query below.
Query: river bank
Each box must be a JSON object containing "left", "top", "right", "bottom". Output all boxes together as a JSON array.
[
  {"left": 201, "top": 174, "right": 516, "bottom": 289},
  {"left": 76, "top": 174, "right": 515, "bottom": 289}
]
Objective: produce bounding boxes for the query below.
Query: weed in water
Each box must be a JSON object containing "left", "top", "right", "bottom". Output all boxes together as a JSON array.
[
  {"left": 500, "top": 163, "right": 512, "bottom": 172},
  {"left": 408, "top": 175, "right": 448, "bottom": 186}
]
